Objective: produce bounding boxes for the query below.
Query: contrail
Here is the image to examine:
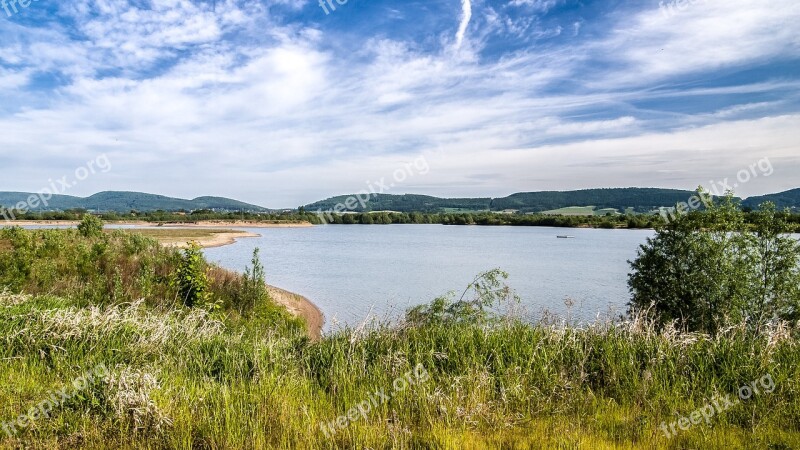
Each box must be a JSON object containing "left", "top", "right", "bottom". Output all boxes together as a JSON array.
[{"left": 455, "top": 0, "right": 472, "bottom": 50}]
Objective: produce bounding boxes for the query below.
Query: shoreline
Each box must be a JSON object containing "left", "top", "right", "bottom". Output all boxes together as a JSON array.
[
  {"left": 7, "top": 221, "right": 325, "bottom": 338},
  {"left": 160, "top": 230, "right": 261, "bottom": 249},
  {"left": 189, "top": 237, "right": 325, "bottom": 341},
  {"left": 266, "top": 284, "right": 324, "bottom": 341},
  {"left": 180, "top": 220, "right": 314, "bottom": 228}
]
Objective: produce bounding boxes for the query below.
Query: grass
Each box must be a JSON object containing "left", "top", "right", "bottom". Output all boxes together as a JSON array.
[
  {"left": 0, "top": 227, "right": 799, "bottom": 449},
  {"left": 541, "top": 206, "right": 622, "bottom": 216}
]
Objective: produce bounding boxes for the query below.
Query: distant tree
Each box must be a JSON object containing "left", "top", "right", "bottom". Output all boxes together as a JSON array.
[
  {"left": 359, "top": 213, "right": 374, "bottom": 225},
  {"left": 376, "top": 213, "right": 391, "bottom": 224}
]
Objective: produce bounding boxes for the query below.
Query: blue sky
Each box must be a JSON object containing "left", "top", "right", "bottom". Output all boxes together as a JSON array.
[{"left": 0, "top": 0, "right": 798, "bottom": 207}]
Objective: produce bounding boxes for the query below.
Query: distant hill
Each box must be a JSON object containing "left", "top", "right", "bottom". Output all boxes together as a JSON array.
[
  {"left": 3, "top": 187, "right": 797, "bottom": 216},
  {"left": 305, "top": 194, "right": 492, "bottom": 213},
  {"left": 305, "top": 188, "right": 707, "bottom": 214},
  {"left": 489, "top": 188, "right": 698, "bottom": 213},
  {"left": 742, "top": 189, "right": 800, "bottom": 211},
  {"left": 0, "top": 191, "right": 268, "bottom": 213}
]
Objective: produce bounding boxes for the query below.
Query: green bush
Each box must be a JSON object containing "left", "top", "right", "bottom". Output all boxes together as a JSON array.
[
  {"left": 77, "top": 214, "right": 104, "bottom": 238},
  {"left": 173, "top": 242, "right": 210, "bottom": 308},
  {"left": 629, "top": 194, "right": 800, "bottom": 334}
]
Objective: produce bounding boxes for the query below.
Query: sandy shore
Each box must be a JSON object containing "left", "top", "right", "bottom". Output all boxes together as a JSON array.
[
  {"left": 159, "top": 230, "right": 261, "bottom": 249},
  {"left": 266, "top": 285, "right": 324, "bottom": 341}
]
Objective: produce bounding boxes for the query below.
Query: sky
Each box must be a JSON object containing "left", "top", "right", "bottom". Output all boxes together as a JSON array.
[{"left": 0, "top": 0, "right": 798, "bottom": 208}]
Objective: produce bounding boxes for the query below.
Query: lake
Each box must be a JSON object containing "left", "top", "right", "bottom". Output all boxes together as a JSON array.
[{"left": 203, "top": 225, "right": 655, "bottom": 330}]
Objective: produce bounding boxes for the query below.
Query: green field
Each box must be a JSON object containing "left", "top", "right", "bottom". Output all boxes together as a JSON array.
[{"left": 541, "top": 206, "right": 620, "bottom": 216}]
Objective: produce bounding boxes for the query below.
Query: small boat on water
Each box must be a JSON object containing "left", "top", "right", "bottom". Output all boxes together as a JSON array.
[{"left": 557, "top": 235, "right": 575, "bottom": 239}]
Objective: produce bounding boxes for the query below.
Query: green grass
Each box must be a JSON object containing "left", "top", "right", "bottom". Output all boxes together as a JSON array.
[
  {"left": 0, "top": 227, "right": 799, "bottom": 449},
  {"left": 541, "top": 206, "right": 622, "bottom": 216},
  {"left": 440, "top": 208, "right": 490, "bottom": 213}
]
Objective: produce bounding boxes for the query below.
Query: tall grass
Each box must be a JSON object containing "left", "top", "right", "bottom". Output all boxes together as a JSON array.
[{"left": 0, "top": 228, "right": 799, "bottom": 449}]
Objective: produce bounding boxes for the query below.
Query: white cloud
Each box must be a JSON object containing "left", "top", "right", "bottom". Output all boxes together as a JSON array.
[{"left": 597, "top": 0, "right": 800, "bottom": 84}]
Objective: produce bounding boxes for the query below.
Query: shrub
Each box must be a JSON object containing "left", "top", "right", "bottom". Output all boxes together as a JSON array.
[
  {"left": 405, "top": 268, "right": 518, "bottom": 326},
  {"left": 78, "top": 214, "right": 105, "bottom": 238},
  {"left": 628, "top": 193, "right": 800, "bottom": 334},
  {"left": 238, "top": 248, "right": 268, "bottom": 315},
  {"left": 173, "top": 242, "right": 210, "bottom": 308}
]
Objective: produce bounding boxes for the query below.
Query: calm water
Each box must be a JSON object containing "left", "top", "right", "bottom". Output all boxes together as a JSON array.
[{"left": 203, "top": 225, "right": 655, "bottom": 330}]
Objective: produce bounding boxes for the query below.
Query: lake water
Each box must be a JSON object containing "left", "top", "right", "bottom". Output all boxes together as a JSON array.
[{"left": 203, "top": 225, "right": 655, "bottom": 330}]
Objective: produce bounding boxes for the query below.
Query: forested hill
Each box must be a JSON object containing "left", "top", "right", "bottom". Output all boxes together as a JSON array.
[
  {"left": 4, "top": 187, "right": 797, "bottom": 215},
  {"left": 742, "top": 189, "right": 800, "bottom": 210},
  {"left": 304, "top": 194, "right": 492, "bottom": 213},
  {"left": 304, "top": 188, "right": 706, "bottom": 213},
  {"left": 0, "top": 191, "right": 268, "bottom": 213},
  {"left": 489, "top": 188, "right": 697, "bottom": 213}
]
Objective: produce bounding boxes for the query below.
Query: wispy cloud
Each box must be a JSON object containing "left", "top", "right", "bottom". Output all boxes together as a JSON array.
[{"left": 455, "top": 0, "right": 472, "bottom": 50}]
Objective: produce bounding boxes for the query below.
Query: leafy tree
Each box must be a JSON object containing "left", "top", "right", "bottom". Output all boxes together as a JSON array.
[
  {"left": 77, "top": 214, "right": 104, "bottom": 238},
  {"left": 741, "top": 202, "right": 800, "bottom": 328},
  {"left": 628, "top": 193, "right": 800, "bottom": 334}
]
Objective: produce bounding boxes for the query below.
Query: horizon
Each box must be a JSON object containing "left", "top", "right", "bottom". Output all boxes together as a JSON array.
[{"left": 2, "top": 1, "right": 799, "bottom": 206}]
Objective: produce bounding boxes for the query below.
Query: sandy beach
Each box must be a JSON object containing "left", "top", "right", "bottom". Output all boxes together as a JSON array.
[
  {"left": 157, "top": 229, "right": 261, "bottom": 249},
  {"left": 266, "top": 285, "right": 324, "bottom": 341}
]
